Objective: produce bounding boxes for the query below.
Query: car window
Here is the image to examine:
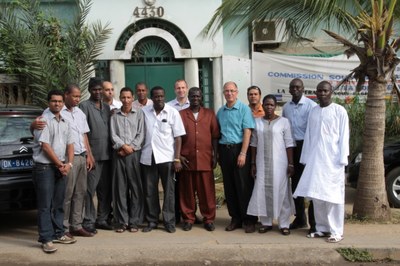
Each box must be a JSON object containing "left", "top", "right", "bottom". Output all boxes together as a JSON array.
[{"left": 0, "top": 116, "right": 35, "bottom": 144}]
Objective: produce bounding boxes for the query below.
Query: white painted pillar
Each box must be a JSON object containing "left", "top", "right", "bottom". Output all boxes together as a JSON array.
[
  {"left": 109, "top": 60, "right": 125, "bottom": 99},
  {"left": 212, "top": 57, "right": 223, "bottom": 113},
  {"left": 184, "top": 58, "right": 199, "bottom": 88}
]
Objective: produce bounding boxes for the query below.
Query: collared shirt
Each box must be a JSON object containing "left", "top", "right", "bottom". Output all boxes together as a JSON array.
[
  {"left": 250, "top": 103, "right": 265, "bottom": 118},
  {"left": 180, "top": 107, "right": 220, "bottom": 171},
  {"left": 167, "top": 98, "right": 190, "bottom": 111},
  {"left": 110, "top": 107, "right": 145, "bottom": 151},
  {"left": 79, "top": 99, "right": 111, "bottom": 161},
  {"left": 132, "top": 98, "right": 153, "bottom": 108},
  {"left": 216, "top": 100, "right": 255, "bottom": 144},
  {"left": 282, "top": 95, "right": 317, "bottom": 141},
  {"left": 109, "top": 99, "right": 122, "bottom": 110},
  {"left": 43, "top": 105, "right": 90, "bottom": 155},
  {"left": 140, "top": 104, "right": 186, "bottom": 165},
  {"left": 33, "top": 111, "right": 73, "bottom": 164}
]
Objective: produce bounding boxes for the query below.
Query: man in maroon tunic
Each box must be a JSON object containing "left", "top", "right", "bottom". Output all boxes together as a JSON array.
[{"left": 179, "top": 87, "right": 220, "bottom": 231}]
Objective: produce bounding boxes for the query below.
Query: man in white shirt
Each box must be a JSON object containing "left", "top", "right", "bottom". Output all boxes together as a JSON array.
[
  {"left": 294, "top": 81, "right": 349, "bottom": 243},
  {"left": 132, "top": 82, "right": 153, "bottom": 108},
  {"left": 102, "top": 81, "right": 122, "bottom": 110},
  {"left": 167, "top": 79, "right": 190, "bottom": 110},
  {"left": 141, "top": 86, "right": 186, "bottom": 233}
]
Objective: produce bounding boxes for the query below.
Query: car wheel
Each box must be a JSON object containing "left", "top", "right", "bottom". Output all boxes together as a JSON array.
[{"left": 386, "top": 167, "right": 400, "bottom": 208}]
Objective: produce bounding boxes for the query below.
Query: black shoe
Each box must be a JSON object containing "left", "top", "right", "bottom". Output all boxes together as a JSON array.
[
  {"left": 204, "top": 223, "right": 215, "bottom": 231},
  {"left": 289, "top": 222, "right": 307, "bottom": 230},
  {"left": 182, "top": 222, "right": 192, "bottom": 231},
  {"left": 308, "top": 226, "right": 316, "bottom": 234},
  {"left": 225, "top": 222, "right": 242, "bottom": 231},
  {"left": 95, "top": 222, "right": 113, "bottom": 230},
  {"left": 142, "top": 222, "right": 157, "bottom": 233},
  {"left": 165, "top": 224, "right": 176, "bottom": 233},
  {"left": 244, "top": 223, "right": 256, "bottom": 233},
  {"left": 83, "top": 225, "right": 97, "bottom": 234}
]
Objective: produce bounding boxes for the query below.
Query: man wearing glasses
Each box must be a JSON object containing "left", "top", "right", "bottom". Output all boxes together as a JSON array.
[{"left": 216, "top": 81, "right": 257, "bottom": 233}]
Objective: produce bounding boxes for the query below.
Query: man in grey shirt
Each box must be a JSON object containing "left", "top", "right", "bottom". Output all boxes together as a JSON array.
[
  {"left": 110, "top": 87, "right": 145, "bottom": 232},
  {"left": 80, "top": 77, "right": 113, "bottom": 233}
]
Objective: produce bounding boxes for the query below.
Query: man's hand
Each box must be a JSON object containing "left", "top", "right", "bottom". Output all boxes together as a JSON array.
[
  {"left": 180, "top": 155, "right": 189, "bottom": 169},
  {"left": 32, "top": 116, "right": 47, "bottom": 130},
  {"left": 122, "top": 144, "right": 134, "bottom": 155},
  {"left": 86, "top": 155, "right": 94, "bottom": 171},
  {"left": 237, "top": 153, "right": 246, "bottom": 168},
  {"left": 173, "top": 161, "right": 182, "bottom": 172}
]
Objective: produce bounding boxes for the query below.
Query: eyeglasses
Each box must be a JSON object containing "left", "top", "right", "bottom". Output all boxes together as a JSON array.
[{"left": 223, "top": 90, "right": 237, "bottom": 94}]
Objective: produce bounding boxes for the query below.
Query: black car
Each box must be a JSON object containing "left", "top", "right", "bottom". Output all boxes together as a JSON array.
[
  {"left": 348, "top": 139, "right": 400, "bottom": 208},
  {"left": 0, "top": 105, "right": 42, "bottom": 211}
]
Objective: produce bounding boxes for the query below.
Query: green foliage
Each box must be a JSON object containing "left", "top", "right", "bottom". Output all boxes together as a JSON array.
[
  {"left": 336, "top": 247, "right": 374, "bottom": 262},
  {"left": 335, "top": 96, "right": 400, "bottom": 158},
  {"left": 0, "top": 0, "right": 111, "bottom": 107}
]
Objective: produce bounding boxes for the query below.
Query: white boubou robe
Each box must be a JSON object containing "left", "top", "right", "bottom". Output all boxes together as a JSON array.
[
  {"left": 247, "top": 116, "right": 295, "bottom": 219},
  {"left": 293, "top": 103, "right": 349, "bottom": 204}
]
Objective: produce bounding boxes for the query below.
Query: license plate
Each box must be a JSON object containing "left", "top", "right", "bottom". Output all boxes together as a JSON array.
[{"left": 1, "top": 158, "right": 33, "bottom": 170}]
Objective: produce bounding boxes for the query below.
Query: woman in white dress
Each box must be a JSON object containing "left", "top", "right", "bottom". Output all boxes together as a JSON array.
[{"left": 247, "top": 94, "right": 295, "bottom": 235}]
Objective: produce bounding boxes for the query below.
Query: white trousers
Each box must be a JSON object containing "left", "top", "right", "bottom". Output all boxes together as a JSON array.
[{"left": 312, "top": 198, "right": 344, "bottom": 236}]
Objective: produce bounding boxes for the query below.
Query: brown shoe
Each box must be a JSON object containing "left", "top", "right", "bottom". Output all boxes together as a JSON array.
[
  {"left": 225, "top": 222, "right": 242, "bottom": 231},
  {"left": 70, "top": 228, "right": 95, "bottom": 237},
  {"left": 244, "top": 223, "right": 256, "bottom": 233}
]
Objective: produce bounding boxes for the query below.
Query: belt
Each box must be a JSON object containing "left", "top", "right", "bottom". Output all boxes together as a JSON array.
[
  {"left": 219, "top": 143, "right": 242, "bottom": 149},
  {"left": 75, "top": 152, "right": 87, "bottom": 157}
]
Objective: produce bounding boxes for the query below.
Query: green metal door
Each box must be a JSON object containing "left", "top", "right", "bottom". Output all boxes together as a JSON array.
[
  {"left": 124, "top": 36, "right": 184, "bottom": 102},
  {"left": 125, "top": 63, "right": 184, "bottom": 102}
]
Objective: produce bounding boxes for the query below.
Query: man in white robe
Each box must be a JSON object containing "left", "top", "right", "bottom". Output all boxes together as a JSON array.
[{"left": 293, "top": 81, "right": 349, "bottom": 243}]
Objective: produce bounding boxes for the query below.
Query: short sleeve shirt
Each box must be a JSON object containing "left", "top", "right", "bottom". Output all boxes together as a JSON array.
[
  {"left": 217, "top": 100, "right": 255, "bottom": 144},
  {"left": 282, "top": 95, "right": 317, "bottom": 141},
  {"left": 140, "top": 104, "right": 186, "bottom": 165},
  {"left": 33, "top": 112, "right": 74, "bottom": 164}
]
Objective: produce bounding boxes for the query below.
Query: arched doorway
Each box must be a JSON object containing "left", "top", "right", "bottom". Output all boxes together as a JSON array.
[
  {"left": 117, "top": 18, "right": 190, "bottom": 101},
  {"left": 124, "top": 36, "right": 184, "bottom": 101}
]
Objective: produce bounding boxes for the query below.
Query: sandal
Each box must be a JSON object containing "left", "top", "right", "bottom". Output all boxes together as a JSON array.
[
  {"left": 280, "top": 228, "right": 290, "bottom": 236},
  {"left": 307, "top": 231, "right": 330, "bottom": 238},
  {"left": 258, "top": 225, "right": 272, "bottom": 233},
  {"left": 128, "top": 225, "right": 139, "bottom": 233},
  {"left": 326, "top": 235, "right": 343, "bottom": 243},
  {"left": 115, "top": 224, "right": 127, "bottom": 233}
]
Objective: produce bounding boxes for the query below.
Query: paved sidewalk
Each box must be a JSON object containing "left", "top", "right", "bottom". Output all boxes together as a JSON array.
[{"left": 0, "top": 186, "right": 399, "bottom": 265}]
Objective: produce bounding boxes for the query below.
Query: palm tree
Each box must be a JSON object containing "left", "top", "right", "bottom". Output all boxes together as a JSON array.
[
  {"left": 0, "top": 0, "right": 111, "bottom": 107},
  {"left": 204, "top": 0, "right": 400, "bottom": 221}
]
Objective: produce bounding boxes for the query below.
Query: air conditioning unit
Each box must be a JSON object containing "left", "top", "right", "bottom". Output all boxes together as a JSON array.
[{"left": 252, "top": 20, "right": 287, "bottom": 43}]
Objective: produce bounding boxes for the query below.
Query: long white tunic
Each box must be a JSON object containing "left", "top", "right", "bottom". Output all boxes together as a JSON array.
[
  {"left": 247, "top": 116, "right": 295, "bottom": 219},
  {"left": 293, "top": 103, "right": 349, "bottom": 204}
]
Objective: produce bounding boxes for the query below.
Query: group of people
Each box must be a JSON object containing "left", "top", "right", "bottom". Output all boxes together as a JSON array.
[
  {"left": 244, "top": 79, "right": 349, "bottom": 243},
  {"left": 31, "top": 77, "right": 349, "bottom": 254}
]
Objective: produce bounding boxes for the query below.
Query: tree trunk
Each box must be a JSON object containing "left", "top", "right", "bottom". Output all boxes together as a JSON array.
[{"left": 352, "top": 78, "right": 391, "bottom": 221}]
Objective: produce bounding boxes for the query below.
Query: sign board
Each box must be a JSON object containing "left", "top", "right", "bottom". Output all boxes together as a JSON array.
[{"left": 251, "top": 51, "right": 400, "bottom": 102}]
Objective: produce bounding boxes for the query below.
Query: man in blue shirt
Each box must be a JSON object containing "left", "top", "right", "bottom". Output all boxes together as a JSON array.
[
  {"left": 217, "top": 81, "right": 257, "bottom": 233},
  {"left": 282, "top": 78, "right": 317, "bottom": 233}
]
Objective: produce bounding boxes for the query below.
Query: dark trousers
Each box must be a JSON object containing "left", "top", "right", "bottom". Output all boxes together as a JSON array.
[
  {"left": 141, "top": 157, "right": 175, "bottom": 226},
  {"left": 33, "top": 164, "right": 66, "bottom": 243},
  {"left": 83, "top": 160, "right": 112, "bottom": 227},
  {"left": 112, "top": 151, "right": 143, "bottom": 227},
  {"left": 292, "top": 140, "right": 315, "bottom": 227},
  {"left": 219, "top": 143, "right": 257, "bottom": 225}
]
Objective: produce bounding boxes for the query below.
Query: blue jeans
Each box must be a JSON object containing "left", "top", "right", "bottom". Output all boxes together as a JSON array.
[{"left": 33, "top": 164, "right": 66, "bottom": 243}]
